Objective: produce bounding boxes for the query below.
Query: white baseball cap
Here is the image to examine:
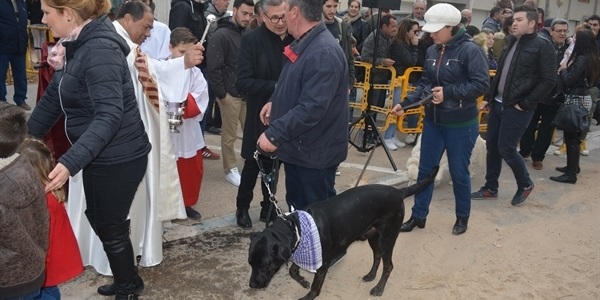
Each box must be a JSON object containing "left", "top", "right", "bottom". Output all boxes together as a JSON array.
[{"left": 421, "top": 3, "right": 461, "bottom": 33}]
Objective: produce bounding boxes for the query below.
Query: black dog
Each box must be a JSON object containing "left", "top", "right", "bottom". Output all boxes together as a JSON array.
[{"left": 248, "top": 167, "right": 438, "bottom": 299}]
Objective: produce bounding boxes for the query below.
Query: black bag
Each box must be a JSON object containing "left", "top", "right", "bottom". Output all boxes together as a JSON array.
[{"left": 552, "top": 100, "right": 589, "bottom": 132}]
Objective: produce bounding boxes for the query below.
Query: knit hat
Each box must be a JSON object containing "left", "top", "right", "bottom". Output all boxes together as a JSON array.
[{"left": 421, "top": 3, "right": 461, "bottom": 33}]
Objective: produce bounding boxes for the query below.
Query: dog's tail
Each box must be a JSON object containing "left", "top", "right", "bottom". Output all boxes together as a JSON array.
[{"left": 399, "top": 166, "right": 439, "bottom": 198}]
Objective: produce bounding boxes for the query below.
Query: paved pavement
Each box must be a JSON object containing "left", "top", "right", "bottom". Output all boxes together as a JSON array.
[{"left": 6, "top": 81, "right": 599, "bottom": 299}]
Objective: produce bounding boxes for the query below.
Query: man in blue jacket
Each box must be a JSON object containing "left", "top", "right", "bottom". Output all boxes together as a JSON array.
[
  {"left": 257, "top": 0, "right": 348, "bottom": 210},
  {"left": 0, "top": 0, "right": 30, "bottom": 110}
]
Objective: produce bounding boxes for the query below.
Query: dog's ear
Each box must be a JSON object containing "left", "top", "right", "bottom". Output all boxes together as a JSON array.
[{"left": 272, "top": 243, "right": 291, "bottom": 262}]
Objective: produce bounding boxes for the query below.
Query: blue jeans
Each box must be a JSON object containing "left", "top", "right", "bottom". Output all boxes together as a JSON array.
[
  {"left": 384, "top": 87, "right": 401, "bottom": 139},
  {"left": 484, "top": 100, "right": 534, "bottom": 192},
  {"left": 0, "top": 53, "right": 28, "bottom": 105},
  {"left": 34, "top": 286, "right": 60, "bottom": 300},
  {"left": 284, "top": 163, "right": 337, "bottom": 211},
  {"left": 411, "top": 118, "right": 479, "bottom": 219},
  {"left": 4, "top": 289, "right": 40, "bottom": 300}
]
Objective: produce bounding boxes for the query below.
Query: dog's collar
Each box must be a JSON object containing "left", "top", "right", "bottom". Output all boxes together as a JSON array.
[{"left": 284, "top": 213, "right": 301, "bottom": 252}]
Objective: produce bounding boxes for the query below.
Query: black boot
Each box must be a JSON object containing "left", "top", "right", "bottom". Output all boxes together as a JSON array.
[
  {"left": 551, "top": 142, "right": 578, "bottom": 184},
  {"left": 452, "top": 217, "right": 469, "bottom": 235},
  {"left": 400, "top": 217, "right": 426, "bottom": 232},
  {"left": 97, "top": 220, "right": 144, "bottom": 300},
  {"left": 236, "top": 209, "right": 252, "bottom": 229},
  {"left": 555, "top": 166, "right": 580, "bottom": 174}
]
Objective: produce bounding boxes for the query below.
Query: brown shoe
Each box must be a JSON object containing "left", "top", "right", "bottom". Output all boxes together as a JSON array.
[
  {"left": 201, "top": 147, "right": 220, "bottom": 160},
  {"left": 18, "top": 103, "right": 31, "bottom": 110},
  {"left": 532, "top": 161, "right": 543, "bottom": 170}
]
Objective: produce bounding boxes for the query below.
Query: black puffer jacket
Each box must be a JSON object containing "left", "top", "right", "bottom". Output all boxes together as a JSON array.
[
  {"left": 169, "top": 0, "right": 206, "bottom": 42},
  {"left": 28, "top": 16, "right": 151, "bottom": 175},
  {"left": 206, "top": 17, "right": 243, "bottom": 99},
  {"left": 402, "top": 30, "right": 490, "bottom": 124},
  {"left": 488, "top": 32, "right": 556, "bottom": 111}
]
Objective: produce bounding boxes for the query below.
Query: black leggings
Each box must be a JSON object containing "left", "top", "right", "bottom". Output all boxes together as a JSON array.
[{"left": 83, "top": 156, "right": 147, "bottom": 230}]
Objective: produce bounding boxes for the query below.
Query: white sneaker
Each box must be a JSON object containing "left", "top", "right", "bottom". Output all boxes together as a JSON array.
[
  {"left": 391, "top": 136, "right": 406, "bottom": 148},
  {"left": 335, "top": 167, "right": 341, "bottom": 176},
  {"left": 225, "top": 167, "right": 241, "bottom": 186},
  {"left": 383, "top": 138, "right": 398, "bottom": 151},
  {"left": 405, "top": 134, "right": 417, "bottom": 144}
]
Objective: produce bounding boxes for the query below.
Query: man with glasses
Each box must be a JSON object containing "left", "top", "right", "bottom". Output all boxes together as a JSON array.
[
  {"left": 234, "top": 0, "right": 293, "bottom": 228},
  {"left": 519, "top": 18, "right": 570, "bottom": 171}
]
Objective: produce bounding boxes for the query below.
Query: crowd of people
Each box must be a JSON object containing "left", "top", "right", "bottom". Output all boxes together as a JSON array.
[{"left": 1, "top": 0, "right": 599, "bottom": 299}]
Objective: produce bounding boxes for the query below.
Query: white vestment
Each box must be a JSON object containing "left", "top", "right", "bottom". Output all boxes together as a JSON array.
[
  {"left": 67, "top": 21, "right": 190, "bottom": 275},
  {"left": 140, "top": 20, "right": 171, "bottom": 61}
]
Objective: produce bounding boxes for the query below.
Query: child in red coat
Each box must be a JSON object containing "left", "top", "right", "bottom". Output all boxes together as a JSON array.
[{"left": 19, "top": 138, "right": 84, "bottom": 299}]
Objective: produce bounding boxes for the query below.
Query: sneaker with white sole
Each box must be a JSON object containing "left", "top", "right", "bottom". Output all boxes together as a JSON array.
[
  {"left": 553, "top": 143, "right": 566, "bottom": 156},
  {"left": 405, "top": 133, "right": 417, "bottom": 145},
  {"left": 580, "top": 140, "right": 589, "bottom": 156},
  {"left": 391, "top": 136, "right": 406, "bottom": 148},
  {"left": 383, "top": 138, "right": 398, "bottom": 151},
  {"left": 225, "top": 167, "right": 241, "bottom": 186}
]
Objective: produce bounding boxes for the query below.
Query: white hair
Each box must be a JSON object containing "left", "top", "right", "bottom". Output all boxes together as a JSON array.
[{"left": 413, "top": 0, "right": 427, "bottom": 7}]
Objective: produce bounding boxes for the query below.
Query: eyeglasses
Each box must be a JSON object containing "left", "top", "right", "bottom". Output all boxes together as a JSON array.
[
  {"left": 263, "top": 12, "right": 285, "bottom": 24},
  {"left": 503, "top": 10, "right": 512, "bottom": 14},
  {"left": 553, "top": 29, "right": 568, "bottom": 34},
  {"left": 412, "top": 30, "right": 420, "bottom": 34}
]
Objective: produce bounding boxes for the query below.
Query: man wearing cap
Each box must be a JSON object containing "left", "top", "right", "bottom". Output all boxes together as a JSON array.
[
  {"left": 391, "top": 3, "right": 489, "bottom": 236},
  {"left": 472, "top": 5, "right": 555, "bottom": 206}
]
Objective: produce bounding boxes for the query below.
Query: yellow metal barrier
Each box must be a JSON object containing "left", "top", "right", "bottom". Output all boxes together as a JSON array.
[{"left": 350, "top": 62, "right": 495, "bottom": 134}]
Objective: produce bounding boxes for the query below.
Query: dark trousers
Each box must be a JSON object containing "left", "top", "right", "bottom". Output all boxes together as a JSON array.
[
  {"left": 519, "top": 103, "right": 560, "bottom": 162},
  {"left": 0, "top": 53, "right": 28, "bottom": 105},
  {"left": 484, "top": 101, "right": 534, "bottom": 192},
  {"left": 236, "top": 156, "right": 276, "bottom": 210},
  {"left": 82, "top": 156, "right": 147, "bottom": 230},
  {"left": 411, "top": 118, "right": 479, "bottom": 219},
  {"left": 284, "top": 163, "right": 337, "bottom": 211}
]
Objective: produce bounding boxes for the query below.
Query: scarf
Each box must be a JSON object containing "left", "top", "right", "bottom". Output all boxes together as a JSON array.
[
  {"left": 342, "top": 13, "right": 361, "bottom": 24},
  {"left": 48, "top": 19, "right": 93, "bottom": 70},
  {"left": 289, "top": 210, "right": 323, "bottom": 273}
]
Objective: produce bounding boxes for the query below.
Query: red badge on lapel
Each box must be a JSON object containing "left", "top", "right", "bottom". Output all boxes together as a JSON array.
[{"left": 284, "top": 45, "right": 299, "bottom": 63}]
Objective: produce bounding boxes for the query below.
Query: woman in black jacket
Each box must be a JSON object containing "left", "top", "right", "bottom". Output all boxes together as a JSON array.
[
  {"left": 550, "top": 30, "right": 600, "bottom": 184},
  {"left": 27, "top": 0, "right": 150, "bottom": 298},
  {"left": 391, "top": 4, "right": 489, "bottom": 236},
  {"left": 343, "top": 0, "right": 368, "bottom": 52}
]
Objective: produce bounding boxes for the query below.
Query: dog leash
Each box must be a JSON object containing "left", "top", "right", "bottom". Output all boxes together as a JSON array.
[{"left": 254, "top": 149, "right": 284, "bottom": 228}]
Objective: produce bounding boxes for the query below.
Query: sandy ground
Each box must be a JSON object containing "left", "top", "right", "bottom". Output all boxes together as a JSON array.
[
  {"left": 59, "top": 148, "right": 600, "bottom": 300},
  {"left": 10, "top": 82, "right": 600, "bottom": 299}
]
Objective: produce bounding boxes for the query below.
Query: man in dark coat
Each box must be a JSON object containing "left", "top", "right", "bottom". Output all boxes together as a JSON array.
[{"left": 234, "top": 0, "right": 293, "bottom": 228}]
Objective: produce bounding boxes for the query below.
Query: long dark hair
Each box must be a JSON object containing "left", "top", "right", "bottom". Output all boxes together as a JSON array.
[
  {"left": 394, "top": 18, "right": 419, "bottom": 45},
  {"left": 568, "top": 29, "right": 600, "bottom": 86}
]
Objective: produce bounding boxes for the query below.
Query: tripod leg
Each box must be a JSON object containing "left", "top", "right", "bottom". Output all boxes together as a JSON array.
[{"left": 365, "top": 114, "right": 398, "bottom": 171}]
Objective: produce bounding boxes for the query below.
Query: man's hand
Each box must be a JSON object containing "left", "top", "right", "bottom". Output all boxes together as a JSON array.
[
  {"left": 260, "top": 102, "right": 272, "bottom": 125},
  {"left": 382, "top": 58, "right": 395, "bottom": 66},
  {"left": 184, "top": 42, "right": 205, "bottom": 68},
  {"left": 257, "top": 132, "right": 277, "bottom": 153},
  {"left": 514, "top": 103, "right": 523, "bottom": 111},
  {"left": 391, "top": 104, "right": 404, "bottom": 116},
  {"left": 45, "top": 162, "right": 70, "bottom": 193}
]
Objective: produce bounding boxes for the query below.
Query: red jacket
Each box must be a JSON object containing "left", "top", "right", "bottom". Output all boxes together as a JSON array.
[{"left": 43, "top": 193, "right": 83, "bottom": 287}]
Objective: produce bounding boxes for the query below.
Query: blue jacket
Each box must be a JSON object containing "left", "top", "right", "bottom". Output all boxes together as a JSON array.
[
  {"left": 28, "top": 16, "right": 151, "bottom": 175},
  {"left": 402, "top": 29, "right": 490, "bottom": 124},
  {"left": 265, "top": 22, "right": 348, "bottom": 169},
  {"left": 0, "top": 0, "right": 28, "bottom": 54}
]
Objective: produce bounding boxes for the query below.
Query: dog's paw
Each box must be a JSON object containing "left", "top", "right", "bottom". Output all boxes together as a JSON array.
[
  {"left": 362, "top": 272, "right": 376, "bottom": 282},
  {"left": 370, "top": 285, "right": 384, "bottom": 297},
  {"left": 298, "top": 278, "right": 310, "bottom": 289}
]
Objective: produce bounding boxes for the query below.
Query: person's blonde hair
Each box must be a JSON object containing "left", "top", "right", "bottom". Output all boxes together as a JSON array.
[
  {"left": 19, "top": 138, "right": 66, "bottom": 202},
  {"left": 44, "top": 0, "right": 111, "bottom": 21}
]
